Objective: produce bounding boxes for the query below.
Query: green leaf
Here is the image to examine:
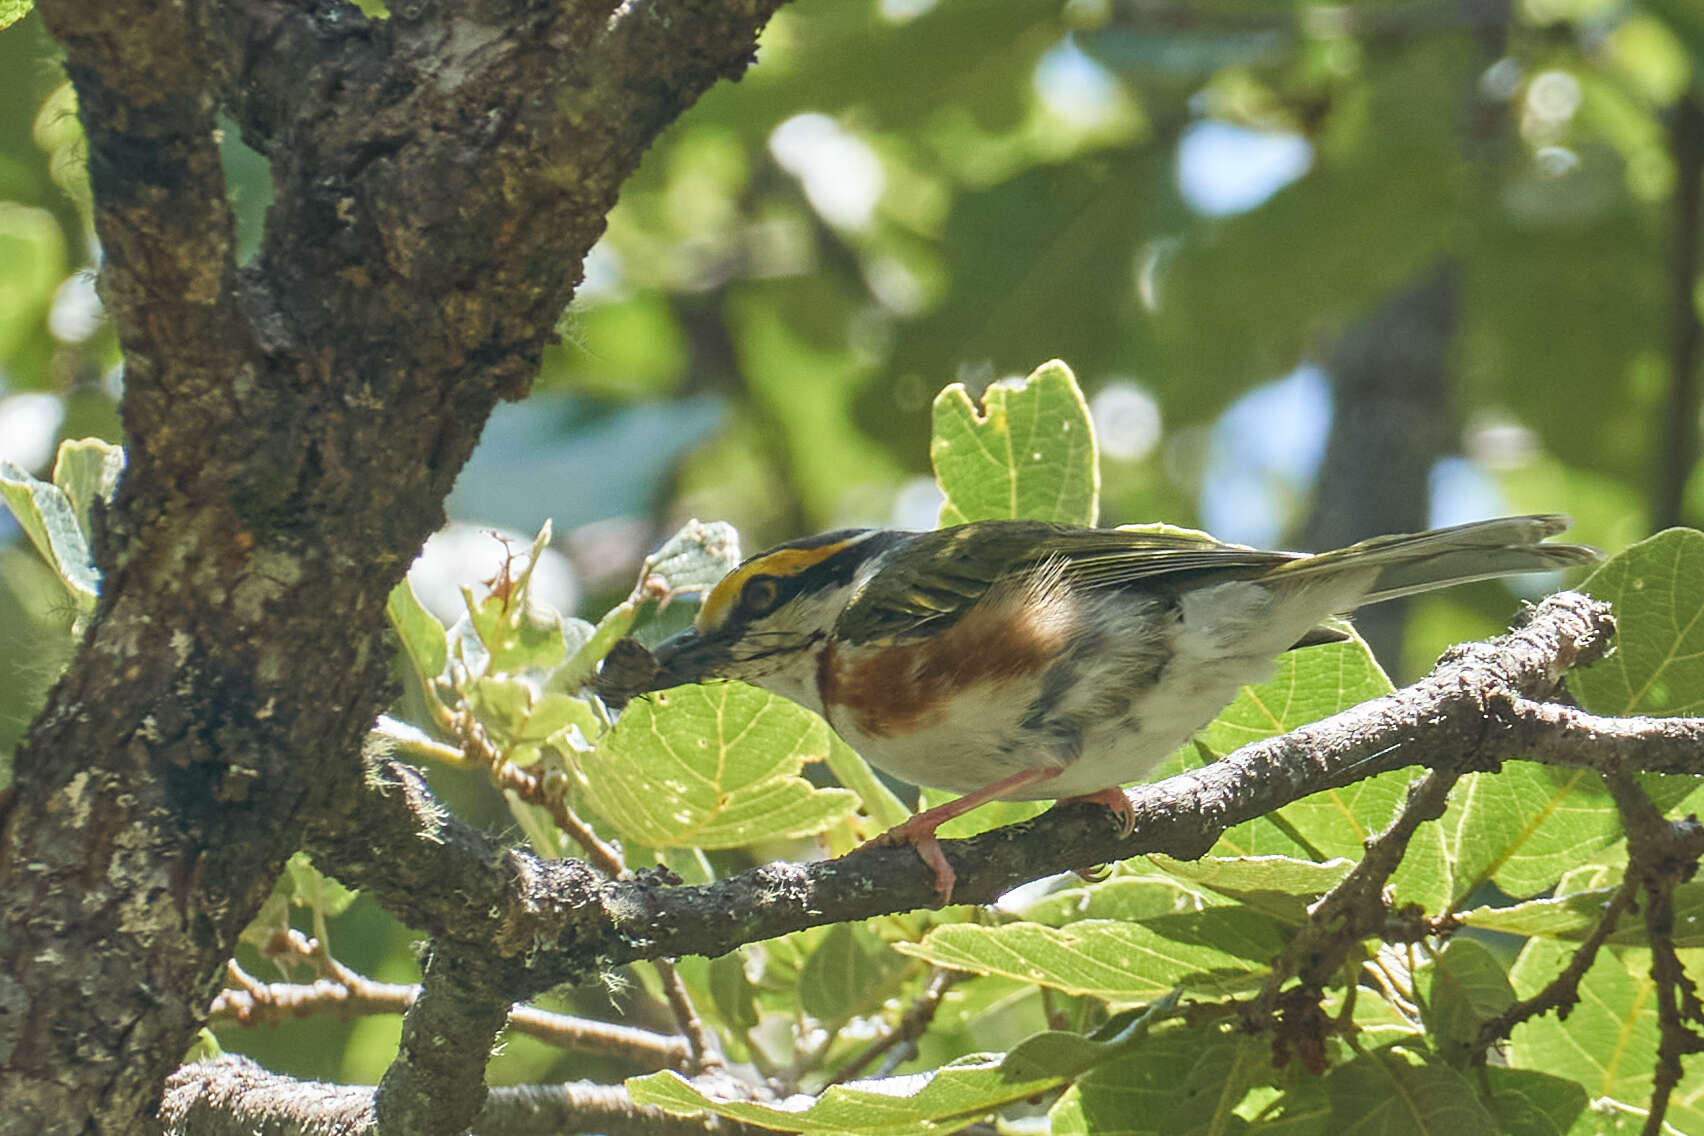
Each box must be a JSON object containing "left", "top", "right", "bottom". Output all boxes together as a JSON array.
[
  {"left": 932, "top": 358, "right": 1099, "bottom": 526},
  {"left": 386, "top": 576, "right": 448, "bottom": 685},
  {"left": 0, "top": 203, "right": 66, "bottom": 361},
  {"left": 641, "top": 518, "right": 743, "bottom": 597},
  {"left": 1416, "top": 938, "right": 1514, "bottom": 1063},
  {"left": 182, "top": 1028, "right": 224, "bottom": 1065},
  {"left": 50, "top": 437, "right": 123, "bottom": 542},
  {"left": 1015, "top": 865, "right": 1220, "bottom": 926},
  {"left": 0, "top": 1, "right": 37, "bottom": 32},
  {"left": 577, "top": 682, "right": 856, "bottom": 849},
  {"left": 1506, "top": 940, "right": 1659, "bottom": 1112},
  {"left": 799, "top": 923, "right": 911, "bottom": 1024},
  {"left": 0, "top": 460, "right": 100, "bottom": 608},
  {"left": 1646, "top": 0, "right": 1704, "bottom": 73},
  {"left": 286, "top": 850, "right": 358, "bottom": 922},
  {"left": 895, "top": 911, "right": 1283, "bottom": 1001},
  {"left": 466, "top": 677, "right": 536, "bottom": 742},
  {"left": 628, "top": 993, "right": 1180, "bottom": 1134},
  {"left": 1151, "top": 856, "right": 1355, "bottom": 925},
  {"left": 1439, "top": 763, "right": 1621, "bottom": 903},
  {"left": 1478, "top": 1068, "right": 1588, "bottom": 1136},
  {"left": 1323, "top": 1049, "right": 1498, "bottom": 1135},
  {"left": 239, "top": 851, "right": 359, "bottom": 956},
  {"left": 465, "top": 681, "right": 598, "bottom": 753},
  {"left": 1461, "top": 882, "right": 1704, "bottom": 947},
  {"left": 468, "top": 594, "right": 568, "bottom": 676},
  {"left": 523, "top": 692, "right": 597, "bottom": 742},
  {"left": 237, "top": 889, "right": 291, "bottom": 955},
  {"left": 1573, "top": 528, "right": 1704, "bottom": 717},
  {"left": 1051, "top": 1025, "right": 1265, "bottom": 1136},
  {"left": 707, "top": 949, "right": 759, "bottom": 1032},
  {"left": 1245, "top": 1071, "right": 1330, "bottom": 1135},
  {"left": 464, "top": 524, "right": 569, "bottom": 675}
]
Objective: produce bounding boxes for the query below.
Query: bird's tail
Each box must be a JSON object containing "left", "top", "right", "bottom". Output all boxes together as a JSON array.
[{"left": 1273, "top": 514, "right": 1602, "bottom": 605}]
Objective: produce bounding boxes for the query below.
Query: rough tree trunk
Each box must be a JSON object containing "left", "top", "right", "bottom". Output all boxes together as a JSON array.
[{"left": 0, "top": 3, "right": 783, "bottom": 1132}]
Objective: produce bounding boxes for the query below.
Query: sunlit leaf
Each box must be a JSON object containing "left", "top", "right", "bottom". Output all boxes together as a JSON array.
[
  {"left": 895, "top": 911, "right": 1283, "bottom": 1001},
  {"left": 1015, "top": 865, "right": 1220, "bottom": 926},
  {"left": 1506, "top": 940, "right": 1659, "bottom": 1113},
  {"left": 50, "top": 437, "right": 123, "bottom": 540},
  {"left": 1573, "top": 527, "right": 1704, "bottom": 717},
  {"left": 0, "top": 459, "right": 99, "bottom": 608},
  {"left": 577, "top": 682, "right": 856, "bottom": 849},
  {"left": 1461, "top": 882, "right": 1704, "bottom": 947},
  {"left": 0, "top": 1, "right": 36, "bottom": 32},
  {"left": 386, "top": 576, "right": 448, "bottom": 685},
  {"left": 1439, "top": 763, "right": 1621, "bottom": 904},
  {"left": 629, "top": 994, "right": 1179, "bottom": 1134},
  {"left": 932, "top": 358, "right": 1098, "bottom": 526},
  {"left": 1152, "top": 855, "right": 1355, "bottom": 924},
  {"left": 639, "top": 518, "right": 743, "bottom": 599},
  {"left": 1187, "top": 637, "right": 1449, "bottom": 909}
]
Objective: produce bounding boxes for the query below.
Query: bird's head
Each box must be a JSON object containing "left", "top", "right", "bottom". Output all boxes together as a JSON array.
[{"left": 641, "top": 528, "right": 892, "bottom": 708}]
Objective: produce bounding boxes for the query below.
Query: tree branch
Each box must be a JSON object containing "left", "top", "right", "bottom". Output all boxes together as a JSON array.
[
  {"left": 210, "top": 957, "right": 691, "bottom": 1069},
  {"left": 375, "top": 940, "right": 512, "bottom": 1136},
  {"left": 161, "top": 1056, "right": 769, "bottom": 1136},
  {"left": 305, "top": 591, "right": 1704, "bottom": 1010}
]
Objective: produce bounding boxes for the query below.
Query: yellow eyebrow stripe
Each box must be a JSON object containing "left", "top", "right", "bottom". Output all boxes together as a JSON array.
[{"left": 697, "top": 540, "right": 857, "bottom": 631}]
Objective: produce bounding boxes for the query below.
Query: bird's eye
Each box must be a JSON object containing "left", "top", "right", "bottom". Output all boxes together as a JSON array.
[{"left": 739, "top": 574, "right": 783, "bottom": 617}]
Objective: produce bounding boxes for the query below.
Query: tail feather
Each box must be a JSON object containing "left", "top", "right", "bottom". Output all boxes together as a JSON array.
[{"left": 1274, "top": 514, "right": 1601, "bottom": 606}]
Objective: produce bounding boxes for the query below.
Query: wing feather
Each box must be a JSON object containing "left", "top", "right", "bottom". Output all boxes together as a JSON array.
[{"left": 834, "top": 521, "right": 1299, "bottom": 644}]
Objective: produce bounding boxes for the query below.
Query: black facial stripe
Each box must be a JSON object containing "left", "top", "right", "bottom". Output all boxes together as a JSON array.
[
  {"left": 807, "top": 530, "right": 904, "bottom": 588},
  {"left": 748, "top": 530, "right": 906, "bottom": 612},
  {"left": 717, "top": 530, "right": 911, "bottom": 638}
]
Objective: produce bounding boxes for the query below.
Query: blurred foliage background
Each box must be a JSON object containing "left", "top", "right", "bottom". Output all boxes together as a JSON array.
[{"left": 3, "top": 0, "right": 1702, "bottom": 1089}]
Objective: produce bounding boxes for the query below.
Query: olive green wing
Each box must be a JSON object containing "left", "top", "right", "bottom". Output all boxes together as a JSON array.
[{"left": 834, "top": 521, "right": 1300, "bottom": 644}]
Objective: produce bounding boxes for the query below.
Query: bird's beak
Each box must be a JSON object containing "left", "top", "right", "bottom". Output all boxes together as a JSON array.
[{"left": 645, "top": 626, "right": 731, "bottom": 690}]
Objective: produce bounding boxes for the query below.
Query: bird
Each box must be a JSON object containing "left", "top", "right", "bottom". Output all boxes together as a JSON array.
[{"left": 612, "top": 514, "right": 1600, "bottom": 903}]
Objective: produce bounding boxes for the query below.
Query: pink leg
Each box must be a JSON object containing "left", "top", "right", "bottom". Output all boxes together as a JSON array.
[{"left": 867, "top": 767, "right": 1063, "bottom": 905}]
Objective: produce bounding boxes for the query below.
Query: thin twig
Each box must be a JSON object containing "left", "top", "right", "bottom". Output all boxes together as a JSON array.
[
  {"left": 210, "top": 958, "right": 691, "bottom": 1069},
  {"left": 1250, "top": 769, "right": 1462, "bottom": 1026},
  {"left": 827, "top": 969, "right": 960, "bottom": 1086},
  {"left": 653, "top": 957, "right": 723, "bottom": 1072},
  {"left": 1469, "top": 873, "right": 1640, "bottom": 1063}
]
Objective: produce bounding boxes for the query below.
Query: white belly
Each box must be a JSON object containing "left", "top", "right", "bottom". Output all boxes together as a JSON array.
[{"left": 808, "top": 575, "right": 1369, "bottom": 800}]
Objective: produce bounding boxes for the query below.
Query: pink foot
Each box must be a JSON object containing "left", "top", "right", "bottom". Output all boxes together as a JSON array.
[{"left": 861, "top": 767, "right": 1064, "bottom": 905}]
